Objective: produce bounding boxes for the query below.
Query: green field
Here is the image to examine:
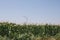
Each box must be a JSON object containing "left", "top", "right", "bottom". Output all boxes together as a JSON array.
[{"left": 0, "top": 22, "right": 60, "bottom": 40}]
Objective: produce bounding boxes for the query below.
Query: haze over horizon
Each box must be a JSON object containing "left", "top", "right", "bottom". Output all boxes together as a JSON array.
[{"left": 0, "top": 0, "right": 60, "bottom": 24}]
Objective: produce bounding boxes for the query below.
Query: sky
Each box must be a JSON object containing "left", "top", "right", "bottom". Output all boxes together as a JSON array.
[{"left": 0, "top": 0, "right": 60, "bottom": 24}]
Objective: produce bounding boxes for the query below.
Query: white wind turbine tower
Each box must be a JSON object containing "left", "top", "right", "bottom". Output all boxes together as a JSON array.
[{"left": 22, "top": 16, "right": 28, "bottom": 24}]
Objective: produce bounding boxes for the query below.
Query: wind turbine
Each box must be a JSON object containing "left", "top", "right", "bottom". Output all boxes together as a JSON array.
[{"left": 22, "top": 16, "right": 28, "bottom": 24}]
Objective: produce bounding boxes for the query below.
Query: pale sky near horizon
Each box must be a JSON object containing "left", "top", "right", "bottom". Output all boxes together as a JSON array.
[{"left": 0, "top": 0, "right": 60, "bottom": 24}]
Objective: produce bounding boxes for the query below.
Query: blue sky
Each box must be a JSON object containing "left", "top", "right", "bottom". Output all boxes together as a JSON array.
[{"left": 0, "top": 0, "right": 60, "bottom": 24}]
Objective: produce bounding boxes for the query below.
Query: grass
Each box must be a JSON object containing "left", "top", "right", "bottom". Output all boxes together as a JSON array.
[{"left": 0, "top": 22, "right": 60, "bottom": 40}]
